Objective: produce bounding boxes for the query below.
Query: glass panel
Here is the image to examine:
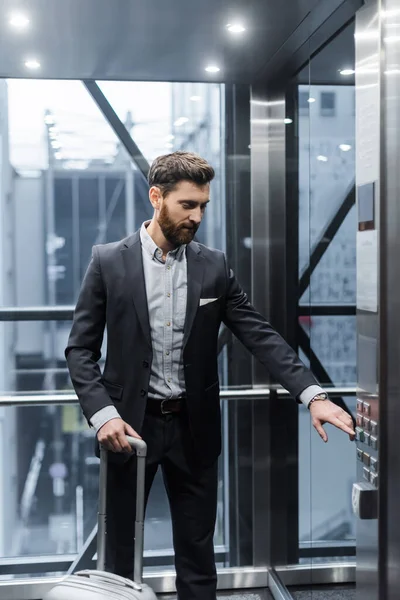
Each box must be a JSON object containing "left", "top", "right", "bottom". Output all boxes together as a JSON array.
[
  {"left": 0, "top": 398, "right": 254, "bottom": 578},
  {"left": 295, "top": 19, "right": 357, "bottom": 569}
]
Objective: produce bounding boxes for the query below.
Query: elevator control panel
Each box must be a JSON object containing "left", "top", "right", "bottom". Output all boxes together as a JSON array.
[{"left": 356, "top": 397, "right": 379, "bottom": 489}]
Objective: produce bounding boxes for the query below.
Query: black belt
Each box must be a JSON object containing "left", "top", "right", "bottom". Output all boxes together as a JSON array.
[{"left": 146, "top": 397, "right": 185, "bottom": 416}]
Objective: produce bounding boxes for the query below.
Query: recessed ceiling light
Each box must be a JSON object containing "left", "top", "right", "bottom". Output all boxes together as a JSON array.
[
  {"left": 174, "top": 117, "right": 189, "bottom": 127},
  {"left": 226, "top": 23, "right": 246, "bottom": 34},
  {"left": 339, "top": 144, "right": 352, "bottom": 152},
  {"left": 284, "top": 118, "right": 293, "bottom": 124},
  {"left": 317, "top": 155, "right": 328, "bottom": 162},
  {"left": 25, "top": 58, "right": 41, "bottom": 70},
  {"left": 165, "top": 142, "right": 174, "bottom": 149},
  {"left": 308, "top": 97, "right": 316, "bottom": 103},
  {"left": 9, "top": 12, "right": 30, "bottom": 29},
  {"left": 165, "top": 134, "right": 175, "bottom": 141},
  {"left": 190, "top": 96, "right": 201, "bottom": 102},
  {"left": 205, "top": 65, "right": 220, "bottom": 73},
  {"left": 339, "top": 68, "right": 355, "bottom": 76}
]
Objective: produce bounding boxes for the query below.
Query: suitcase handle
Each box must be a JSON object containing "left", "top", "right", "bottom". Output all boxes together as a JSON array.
[{"left": 97, "top": 436, "right": 147, "bottom": 584}]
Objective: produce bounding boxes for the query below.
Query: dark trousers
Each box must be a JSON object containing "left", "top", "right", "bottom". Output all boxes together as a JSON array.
[{"left": 105, "top": 407, "right": 218, "bottom": 600}]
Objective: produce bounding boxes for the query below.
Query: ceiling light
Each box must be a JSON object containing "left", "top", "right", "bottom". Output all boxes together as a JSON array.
[
  {"left": 308, "top": 97, "right": 316, "bottom": 103},
  {"left": 205, "top": 65, "right": 220, "bottom": 73},
  {"left": 317, "top": 155, "right": 328, "bottom": 162},
  {"left": 339, "top": 68, "right": 355, "bottom": 75},
  {"left": 226, "top": 23, "right": 246, "bottom": 34},
  {"left": 9, "top": 12, "right": 30, "bottom": 29},
  {"left": 24, "top": 59, "right": 41, "bottom": 70},
  {"left": 284, "top": 118, "right": 293, "bottom": 124},
  {"left": 174, "top": 117, "right": 189, "bottom": 127},
  {"left": 339, "top": 144, "right": 352, "bottom": 152},
  {"left": 165, "top": 142, "right": 174, "bottom": 149},
  {"left": 51, "top": 141, "right": 62, "bottom": 150},
  {"left": 190, "top": 96, "right": 201, "bottom": 102},
  {"left": 165, "top": 134, "right": 175, "bottom": 141},
  {"left": 54, "top": 151, "right": 63, "bottom": 160}
]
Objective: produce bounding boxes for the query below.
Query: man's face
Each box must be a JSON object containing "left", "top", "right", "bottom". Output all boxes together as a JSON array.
[{"left": 156, "top": 181, "right": 210, "bottom": 246}]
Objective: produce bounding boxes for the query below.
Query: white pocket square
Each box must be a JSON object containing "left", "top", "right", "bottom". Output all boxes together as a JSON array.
[{"left": 199, "top": 298, "right": 218, "bottom": 307}]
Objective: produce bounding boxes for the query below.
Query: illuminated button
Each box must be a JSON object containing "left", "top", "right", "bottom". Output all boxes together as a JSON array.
[
  {"left": 363, "top": 402, "right": 371, "bottom": 415},
  {"left": 357, "top": 448, "right": 363, "bottom": 462},
  {"left": 363, "top": 467, "right": 370, "bottom": 481},
  {"left": 370, "top": 420, "right": 378, "bottom": 436},
  {"left": 370, "top": 435, "right": 378, "bottom": 450},
  {"left": 363, "top": 453, "right": 370, "bottom": 466},
  {"left": 356, "top": 427, "right": 364, "bottom": 442},
  {"left": 370, "top": 457, "right": 378, "bottom": 473},
  {"left": 364, "top": 432, "right": 371, "bottom": 446},
  {"left": 356, "top": 414, "right": 363, "bottom": 427}
]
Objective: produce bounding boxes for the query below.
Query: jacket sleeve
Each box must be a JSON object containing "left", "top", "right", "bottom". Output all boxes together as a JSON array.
[
  {"left": 221, "top": 255, "right": 318, "bottom": 400},
  {"left": 65, "top": 246, "right": 114, "bottom": 422}
]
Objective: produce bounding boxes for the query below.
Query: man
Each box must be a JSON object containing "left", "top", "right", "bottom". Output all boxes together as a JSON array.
[{"left": 65, "top": 151, "right": 355, "bottom": 600}]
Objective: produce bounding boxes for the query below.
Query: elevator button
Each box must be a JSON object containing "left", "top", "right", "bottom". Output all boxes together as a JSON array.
[
  {"left": 363, "top": 467, "right": 370, "bottom": 481},
  {"left": 370, "top": 420, "right": 378, "bottom": 436},
  {"left": 363, "top": 453, "right": 370, "bottom": 466},
  {"left": 363, "top": 402, "right": 371, "bottom": 415},
  {"left": 363, "top": 417, "right": 371, "bottom": 431},
  {"left": 357, "top": 448, "right": 363, "bottom": 462},
  {"left": 370, "top": 457, "right": 378, "bottom": 473},
  {"left": 370, "top": 436, "right": 378, "bottom": 450},
  {"left": 357, "top": 399, "right": 364, "bottom": 412},
  {"left": 356, "top": 427, "right": 364, "bottom": 442},
  {"left": 370, "top": 472, "right": 379, "bottom": 488},
  {"left": 364, "top": 432, "right": 371, "bottom": 446},
  {"left": 357, "top": 414, "right": 363, "bottom": 427}
]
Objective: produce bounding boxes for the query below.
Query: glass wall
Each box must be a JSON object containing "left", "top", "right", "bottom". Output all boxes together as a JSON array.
[
  {"left": 287, "top": 20, "right": 357, "bottom": 567},
  {"left": 0, "top": 78, "right": 256, "bottom": 579}
]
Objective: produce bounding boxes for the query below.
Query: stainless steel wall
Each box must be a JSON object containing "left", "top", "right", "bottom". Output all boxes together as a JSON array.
[
  {"left": 355, "top": 0, "right": 400, "bottom": 598},
  {"left": 380, "top": 0, "right": 400, "bottom": 598}
]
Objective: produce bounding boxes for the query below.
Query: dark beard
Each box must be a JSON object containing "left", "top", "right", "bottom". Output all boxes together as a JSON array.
[{"left": 158, "top": 204, "right": 199, "bottom": 246}]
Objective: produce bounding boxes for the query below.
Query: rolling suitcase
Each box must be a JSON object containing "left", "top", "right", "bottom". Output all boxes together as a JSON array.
[{"left": 44, "top": 436, "right": 157, "bottom": 600}]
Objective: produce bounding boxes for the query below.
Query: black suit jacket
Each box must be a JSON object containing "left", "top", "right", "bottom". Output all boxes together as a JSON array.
[{"left": 65, "top": 230, "right": 317, "bottom": 466}]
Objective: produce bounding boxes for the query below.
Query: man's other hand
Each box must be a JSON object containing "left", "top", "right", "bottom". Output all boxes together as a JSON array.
[
  {"left": 309, "top": 399, "right": 355, "bottom": 443},
  {"left": 97, "top": 418, "right": 141, "bottom": 453}
]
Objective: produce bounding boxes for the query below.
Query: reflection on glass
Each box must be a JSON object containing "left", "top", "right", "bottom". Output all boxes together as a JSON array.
[{"left": 295, "top": 19, "right": 357, "bottom": 564}]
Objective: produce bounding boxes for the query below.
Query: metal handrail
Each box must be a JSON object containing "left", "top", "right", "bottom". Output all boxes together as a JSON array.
[
  {"left": 0, "top": 306, "right": 75, "bottom": 321},
  {"left": 0, "top": 387, "right": 357, "bottom": 407}
]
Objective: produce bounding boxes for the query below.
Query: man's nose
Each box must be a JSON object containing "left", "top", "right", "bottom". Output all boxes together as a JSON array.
[{"left": 189, "top": 207, "right": 202, "bottom": 224}]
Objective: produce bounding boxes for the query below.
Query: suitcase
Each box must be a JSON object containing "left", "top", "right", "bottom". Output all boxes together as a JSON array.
[{"left": 44, "top": 436, "right": 157, "bottom": 600}]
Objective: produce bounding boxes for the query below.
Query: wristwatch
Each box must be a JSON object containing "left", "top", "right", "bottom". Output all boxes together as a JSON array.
[{"left": 308, "top": 392, "right": 328, "bottom": 409}]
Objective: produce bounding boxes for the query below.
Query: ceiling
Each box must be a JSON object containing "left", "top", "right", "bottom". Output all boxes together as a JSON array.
[
  {"left": 0, "top": 0, "right": 324, "bottom": 83},
  {"left": 297, "top": 20, "right": 355, "bottom": 85}
]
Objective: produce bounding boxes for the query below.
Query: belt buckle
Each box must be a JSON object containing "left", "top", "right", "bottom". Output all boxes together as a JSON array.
[{"left": 160, "top": 399, "right": 172, "bottom": 415}]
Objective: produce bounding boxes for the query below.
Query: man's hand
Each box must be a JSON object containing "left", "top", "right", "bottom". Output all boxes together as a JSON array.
[
  {"left": 309, "top": 399, "right": 355, "bottom": 443},
  {"left": 97, "top": 418, "right": 141, "bottom": 453}
]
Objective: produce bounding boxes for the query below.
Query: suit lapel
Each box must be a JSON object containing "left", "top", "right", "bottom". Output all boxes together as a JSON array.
[
  {"left": 121, "top": 232, "right": 152, "bottom": 350},
  {"left": 183, "top": 242, "right": 204, "bottom": 348}
]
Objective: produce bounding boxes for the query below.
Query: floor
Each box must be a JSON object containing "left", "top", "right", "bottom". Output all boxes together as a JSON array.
[
  {"left": 158, "top": 591, "right": 273, "bottom": 600},
  {"left": 290, "top": 584, "right": 356, "bottom": 600}
]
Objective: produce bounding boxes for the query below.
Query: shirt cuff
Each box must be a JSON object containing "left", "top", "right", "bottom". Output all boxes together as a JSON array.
[
  {"left": 90, "top": 406, "right": 121, "bottom": 433},
  {"left": 299, "top": 385, "right": 326, "bottom": 408}
]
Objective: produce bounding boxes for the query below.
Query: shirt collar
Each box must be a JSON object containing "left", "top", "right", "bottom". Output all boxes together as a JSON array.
[{"left": 140, "top": 221, "right": 186, "bottom": 260}]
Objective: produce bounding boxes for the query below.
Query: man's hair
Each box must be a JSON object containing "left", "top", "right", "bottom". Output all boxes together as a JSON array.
[{"left": 148, "top": 151, "right": 215, "bottom": 197}]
